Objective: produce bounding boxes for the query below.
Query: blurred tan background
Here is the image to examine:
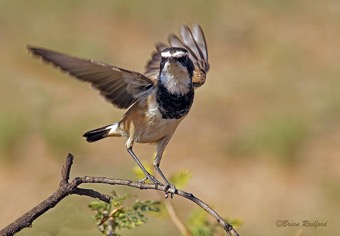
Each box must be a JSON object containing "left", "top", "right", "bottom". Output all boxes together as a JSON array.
[{"left": 1, "top": 0, "right": 340, "bottom": 235}]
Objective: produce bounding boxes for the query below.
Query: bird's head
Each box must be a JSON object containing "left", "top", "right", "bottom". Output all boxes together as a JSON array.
[{"left": 159, "top": 47, "right": 194, "bottom": 95}]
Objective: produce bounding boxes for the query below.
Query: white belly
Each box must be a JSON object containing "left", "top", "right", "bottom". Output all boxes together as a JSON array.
[{"left": 135, "top": 104, "right": 183, "bottom": 143}]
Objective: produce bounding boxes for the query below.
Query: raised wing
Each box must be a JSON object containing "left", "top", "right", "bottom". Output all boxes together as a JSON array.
[
  {"left": 145, "top": 23, "right": 209, "bottom": 88},
  {"left": 28, "top": 46, "right": 155, "bottom": 109}
]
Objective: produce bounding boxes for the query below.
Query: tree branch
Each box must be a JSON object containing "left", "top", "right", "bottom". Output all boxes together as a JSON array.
[{"left": 0, "top": 153, "right": 239, "bottom": 236}]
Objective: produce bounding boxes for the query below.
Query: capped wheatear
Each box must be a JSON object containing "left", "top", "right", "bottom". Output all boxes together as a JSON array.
[{"left": 28, "top": 23, "right": 210, "bottom": 195}]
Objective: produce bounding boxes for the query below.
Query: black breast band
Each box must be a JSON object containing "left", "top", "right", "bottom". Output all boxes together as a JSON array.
[{"left": 156, "top": 83, "right": 194, "bottom": 119}]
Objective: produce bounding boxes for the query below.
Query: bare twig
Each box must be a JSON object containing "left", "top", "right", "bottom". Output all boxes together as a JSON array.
[{"left": 0, "top": 153, "right": 239, "bottom": 236}]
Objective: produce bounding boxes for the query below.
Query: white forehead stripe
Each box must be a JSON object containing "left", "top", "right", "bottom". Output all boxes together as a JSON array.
[{"left": 161, "top": 50, "right": 187, "bottom": 58}]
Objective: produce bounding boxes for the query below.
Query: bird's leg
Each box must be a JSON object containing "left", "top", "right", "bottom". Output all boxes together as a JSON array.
[
  {"left": 154, "top": 163, "right": 176, "bottom": 198},
  {"left": 154, "top": 138, "right": 177, "bottom": 198},
  {"left": 127, "top": 147, "right": 163, "bottom": 186}
]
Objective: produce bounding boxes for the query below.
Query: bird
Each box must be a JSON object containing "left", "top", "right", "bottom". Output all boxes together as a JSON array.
[{"left": 28, "top": 23, "right": 210, "bottom": 196}]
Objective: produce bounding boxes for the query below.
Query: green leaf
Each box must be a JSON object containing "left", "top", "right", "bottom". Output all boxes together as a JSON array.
[
  {"left": 133, "top": 200, "right": 161, "bottom": 213},
  {"left": 89, "top": 192, "right": 161, "bottom": 236},
  {"left": 186, "top": 208, "right": 212, "bottom": 236},
  {"left": 133, "top": 161, "right": 154, "bottom": 180},
  {"left": 186, "top": 208, "right": 243, "bottom": 236},
  {"left": 224, "top": 217, "right": 243, "bottom": 229},
  {"left": 88, "top": 201, "right": 108, "bottom": 210},
  {"left": 169, "top": 170, "right": 192, "bottom": 189}
]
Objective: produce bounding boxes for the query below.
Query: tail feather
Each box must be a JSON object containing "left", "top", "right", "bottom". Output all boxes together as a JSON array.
[{"left": 83, "top": 125, "right": 111, "bottom": 143}]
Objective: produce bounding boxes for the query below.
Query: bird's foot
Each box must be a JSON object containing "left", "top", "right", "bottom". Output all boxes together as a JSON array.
[{"left": 164, "top": 183, "right": 177, "bottom": 199}]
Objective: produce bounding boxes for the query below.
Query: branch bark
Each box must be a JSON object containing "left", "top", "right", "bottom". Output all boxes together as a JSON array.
[{"left": 0, "top": 153, "right": 239, "bottom": 236}]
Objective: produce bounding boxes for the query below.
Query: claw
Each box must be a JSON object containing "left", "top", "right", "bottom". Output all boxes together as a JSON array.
[{"left": 164, "top": 184, "right": 177, "bottom": 199}]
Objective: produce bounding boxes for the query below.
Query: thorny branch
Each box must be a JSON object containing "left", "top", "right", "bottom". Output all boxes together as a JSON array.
[{"left": 0, "top": 153, "right": 239, "bottom": 236}]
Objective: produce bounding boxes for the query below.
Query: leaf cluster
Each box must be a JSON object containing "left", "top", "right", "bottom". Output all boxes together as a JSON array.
[
  {"left": 187, "top": 208, "right": 243, "bottom": 236},
  {"left": 89, "top": 191, "right": 160, "bottom": 236},
  {"left": 89, "top": 163, "right": 242, "bottom": 236}
]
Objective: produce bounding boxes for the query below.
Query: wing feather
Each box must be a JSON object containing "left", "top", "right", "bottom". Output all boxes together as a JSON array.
[{"left": 28, "top": 46, "right": 155, "bottom": 109}]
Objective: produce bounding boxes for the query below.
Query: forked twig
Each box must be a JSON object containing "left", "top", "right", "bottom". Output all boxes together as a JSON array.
[{"left": 0, "top": 153, "right": 239, "bottom": 236}]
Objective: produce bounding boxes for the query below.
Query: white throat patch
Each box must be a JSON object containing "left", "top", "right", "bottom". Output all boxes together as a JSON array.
[{"left": 160, "top": 61, "right": 191, "bottom": 95}]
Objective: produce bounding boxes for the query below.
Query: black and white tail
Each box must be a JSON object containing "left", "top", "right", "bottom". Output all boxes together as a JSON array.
[{"left": 83, "top": 123, "right": 122, "bottom": 143}]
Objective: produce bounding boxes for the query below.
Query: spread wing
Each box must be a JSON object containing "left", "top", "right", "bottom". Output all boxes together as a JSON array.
[
  {"left": 28, "top": 46, "right": 155, "bottom": 109},
  {"left": 145, "top": 23, "right": 209, "bottom": 88}
]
